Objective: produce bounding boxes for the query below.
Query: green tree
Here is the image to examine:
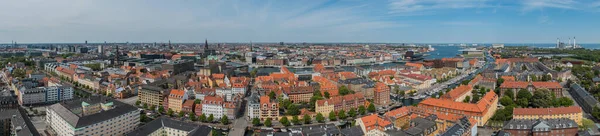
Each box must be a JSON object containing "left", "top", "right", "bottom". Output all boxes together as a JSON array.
[
  {"left": 143, "top": 103, "right": 148, "bottom": 109},
  {"left": 471, "top": 94, "right": 481, "bottom": 102},
  {"left": 250, "top": 68, "right": 259, "bottom": 78},
  {"left": 329, "top": 111, "right": 337, "bottom": 121},
  {"left": 532, "top": 89, "right": 553, "bottom": 108},
  {"left": 367, "top": 103, "right": 376, "bottom": 113},
  {"left": 287, "top": 104, "right": 300, "bottom": 115},
  {"left": 195, "top": 99, "right": 202, "bottom": 104},
  {"left": 463, "top": 96, "right": 471, "bottom": 103},
  {"left": 348, "top": 108, "right": 356, "bottom": 117},
  {"left": 504, "top": 90, "right": 515, "bottom": 100},
  {"left": 280, "top": 99, "right": 292, "bottom": 110},
  {"left": 221, "top": 115, "right": 229, "bottom": 125},
  {"left": 500, "top": 96, "right": 514, "bottom": 106},
  {"left": 324, "top": 91, "right": 330, "bottom": 99},
  {"left": 303, "top": 114, "right": 312, "bottom": 124},
  {"left": 269, "top": 91, "right": 276, "bottom": 99},
  {"left": 517, "top": 89, "right": 532, "bottom": 100},
  {"left": 497, "top": 78, "right": 505, "bottom": 88},
  {"left": 316, "top": 113, "right": 325, "bottom": 123},
  {"left": 516, "top": 99, "right": 529, "bottom": 107},
  {"left": 339, "top": 85, "right": 353, "bottom": 96},
  {"left": 208, "top": 114, "right": 214, "bottom": 122},
  {"left": 200, "top": 114, "right": 207, "bottom": 122},
  {"left": 158, "top": 106, "right": 165, "bottom": 113},
  {"left": 136, "top": 101, "right": 141, "bottom": 106},
  {"left": 338, "top": 110, "right": 347, "bottom": 120},
  {"left": 252, "top": 117, "right": 260, "bottom": 126},
  {"left": 280, "top": 116, "right": 290, "bottom": 126},
  {"left": 265, "top": 118, "right": 272, "bottom": 127},
  {"left": 167, "top": 108, "right": 174, "bottom": 117},
  {"left": 140, "top": 113, "right": 148, "bottom": 122},
  {"left": 189, "top": 112, "right": 197, "bottom": 121},
  {"left": 149, "top": 105, "right": 156, "bottom": 111},
  {"left": 178, "top": 111, "right": 185, "bottom": 117},
  {"left": 358, "top": 106, "right": 366, "bottom": 115},
  {"left": 292, "top": 115, "right": 301, "bottom": 125},
  {"left": 556, "top": 97, "right": 575, "bottom": 107}
]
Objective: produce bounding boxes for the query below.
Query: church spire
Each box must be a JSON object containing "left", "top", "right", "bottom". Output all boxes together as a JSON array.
[{"left": 205, "top": 39, "right": 208, "bottom": 49}]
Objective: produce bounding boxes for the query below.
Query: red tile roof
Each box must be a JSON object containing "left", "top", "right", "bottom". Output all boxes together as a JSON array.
[
  {"left": 360, "top": 114, "right": 392, "bottom": 131},
  {"left": 513, "top": 106, "right": 582, "bottom": 116},
  {"left": 531, "top": 82, "right": 562, "bottom": 89},
  {"left": 499, "top": 81, "right": 529, "bottom": 89},
  {"left": 442, "top": 84, "right": 472, "bottom": 100}
]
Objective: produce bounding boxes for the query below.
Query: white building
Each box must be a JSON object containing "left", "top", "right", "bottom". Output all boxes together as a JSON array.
[
  {"left": 126, "top": 117, "right": 211, "bottom": 136},
  {"left": 247, "top": 93, "right": 261, "bottom": 120},
  {"left": 201, "top": 96, "right": 224, "bottom": 119},
  {"left": 18, "top": 84, "right": 73, "bottom": 105},
  {"left": 46, "top": 96, "right": 140, "bottom": 136}
]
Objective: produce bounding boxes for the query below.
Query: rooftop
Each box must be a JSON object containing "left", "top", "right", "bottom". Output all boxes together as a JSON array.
[{"left": 48, "top": 96, "right": 138, "bottom": 128}]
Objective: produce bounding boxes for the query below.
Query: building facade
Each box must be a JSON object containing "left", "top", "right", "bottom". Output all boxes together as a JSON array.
[
  {"left": 46, "top": 97, "right": 140, "bottom": 136},
  {"left": 512, "top": 106, "right": 583, "bottom": 125},
  {"left": 18, "top": 85, "right": 73, "bottom": 105},
  {"left": 374, "top": 82, "right": 391, "bottom": 105},
  {"left": 167, "top": 89, "right": 187, "bottom": 112},
  {"left": 260, "top": 96, "right": 279, "bottom": 121}
]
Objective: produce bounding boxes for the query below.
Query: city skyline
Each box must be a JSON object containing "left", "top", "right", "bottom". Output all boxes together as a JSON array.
[{"left": 1, "top": 0, "right": 600, "bottom": 43}]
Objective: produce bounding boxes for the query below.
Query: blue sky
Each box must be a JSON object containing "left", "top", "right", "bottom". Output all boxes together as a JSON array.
[{"left": 1, "top": 0, "right": 600, "bottom": 43}]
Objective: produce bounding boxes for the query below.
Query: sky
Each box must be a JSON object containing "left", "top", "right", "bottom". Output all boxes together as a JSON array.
[{"left": 1, "top": 0, "right": 600, "bottom": 43}]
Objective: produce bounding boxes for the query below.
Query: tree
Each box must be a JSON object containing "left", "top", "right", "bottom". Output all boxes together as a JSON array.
[
  {"left": 189, "top": 112, "right": 197, "bottom": 121},
  {"left": 265, "top": 118, "right": 272, "bottom": 127},
  {"left": 195, "top": 99, "right": 202, "bottom": 104},
  {"left": 338, "top": 110, "right": 347, "bottom": 120},
  {"left": 517, "top": 89, "right": 532, "bottom": 100},
  {"left": 280, "top": 116, "right": 290, "bottom": 126},
  {"left": 531, "top": 89, "right": 553, "bottom": 108},
  {"left": 269, "top": 91, "right": 276, "bottom": 99},
  {"left": 316, "top": 113, "right": 325, "bottom": 123},
  {"left": 497, "top": 78, "right": 505, "bottom": 88},
  {"left": 516, "top": 99, "right": 529, "bottom": 108},
  {"left": 367, "top": 103, "right": 376, "bottom": 113},
  {"left": 280, "top": 99, "right": 292, "bottom": 110},
  {"left": 143, "top": 103, "right": 148, "bottom": 109},
  {"left": 221, "top": 115, "right": 229, "bottom": 125},
  {"left": 199, "top": 114, "right": 207, "bottom": 122},
  {"left": 556, "top": 97, "right": 575, "bottom": 107},
  {"left": 292, "top": 115, "right": 301, "bottom": 125},
  {"left": 167, "top": 108, "right": 174, "bottom": 117},
  {"left": 531, "top": 75, "right": 538, "bottom": 81},
  {"left": 324, "top": 91, "right": 330, "bottom": 99},
  {"left": 208, "top": 114, "right": 214, "bottom": 122},
  {"left": 348, "top": 108, "right": 357, "bottom": 117},
  {"left": 178, "top": 111, "right": 185, "bottom": 117},
  {"left": 287, "top": 104, "right": 300, "bottom": 115},
  {"left": 329, "top": 111, "right": 337, "bottom": 121},
  {"left": 339, "top": 85, "right": 353, "bottom": 96},
  {"left": 463, "top": 96, "right": 471, "bottom": 103},
  {"left": 250, "top": 68, "right": 259, "bottom": 78},
  {"left": 303, "top": 114, "right": 312, "bottom": 124},
  {"left": 358, "top": 106, "right": 366, "bottom": 115},
  {"left": 521, "top": 65, "right": 527, "bottom": 71},
  {"left": 471, "top": 94, "right": 481, "bottom": 102},
  {"left": 500, "top": 96, "right": 514, "bottom": 106},
  {"left": 140, "top": 113, "right": 148, "bottom": 122},
  {"left": 135, "top": 101, "right": 141, "bottom": 106},
  {"left": 158, "top": 106, "right": 165, "bottom": 113},
  {"left": 252, "top": 118, "right": 260, "bottom": 126},
  {"left": 504, "top": 90, "right": 515, "bottom": 100},
  {"left": 149, "top": 105, "right": 156, "bottom": 111}
]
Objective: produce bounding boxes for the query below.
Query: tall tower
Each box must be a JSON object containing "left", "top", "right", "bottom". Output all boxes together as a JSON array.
[
  {"left": 115, "top": 44, "right": 120, "bottom": 66},
  {"left": 556, "top": 38, "right": 560, "bottom": 48},
  {"left": 205, "top": 39, "right": 208, "bottom": 49},
  {"left": 250, "top": 41, "right": 253, "bottom": 52},
  {"left": 568, "top": 37, "right": 571, "bottom": 47},
  {"left": 574, "top": 37, "right": 577, "bottom": 48}
]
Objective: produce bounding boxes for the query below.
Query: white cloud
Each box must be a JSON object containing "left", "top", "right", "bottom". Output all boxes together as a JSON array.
[
  {"left": 521, "top": 0, "right": 577, "bottom": 11},
  {"left": 387, "top": 0, "right": 491, "bottom": 14}
]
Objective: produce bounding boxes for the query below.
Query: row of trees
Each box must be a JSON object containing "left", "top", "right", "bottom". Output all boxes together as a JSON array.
[
  {"left": 135, "top": 101, "right": 230, "bottom": 125},
  {"left": 253, "top": 103, "right": 376, "bottom": 127}
]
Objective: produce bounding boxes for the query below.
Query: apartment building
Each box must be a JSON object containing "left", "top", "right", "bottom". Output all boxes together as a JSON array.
[
  {"left": 512, "top": 106, "right": 583, "bottom": 125},
  {"left": 260, "top": 96, "right": 279, "bottom": 121},
  {"left": 202, "top": 96, "right": 224, "bottom": 119},
  {"left": 167, "top": 89, "right": 188, "bottom": 112},
  {"left": 283, "top": 86, "right": 314, "bottom": 103},
  {"left": 418, "top": 91, "right": 498, "bottom": 126},
  {"left": 126, "top": 117, "right": 211, "bottom": 136},
  {"left": 374, "top": 82, "right": 390, "bottom": 105},
  {"left": 315, "top": 93, "right": 366, "bottom": 116},
  {"left": 18, "top": 84, "right": 73, "bottom": 105},
  {"left": 46, "top": 96, "right": 140, "bottom": 136}
]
